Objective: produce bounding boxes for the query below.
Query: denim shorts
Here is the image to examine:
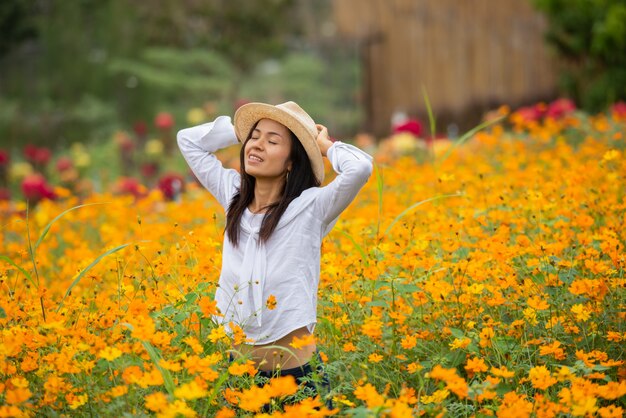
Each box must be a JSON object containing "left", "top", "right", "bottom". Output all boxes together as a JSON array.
[{"left": 229, "top": 350, "right": 332, "bottom": 408}]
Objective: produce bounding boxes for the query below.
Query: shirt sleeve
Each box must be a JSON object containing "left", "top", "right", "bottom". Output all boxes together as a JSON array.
[
  {"left": 313, "top": 141, "right": 373, "bottom": 227},
  {"left": 176, "top": 115, "right": 241, "bottom": 209}
]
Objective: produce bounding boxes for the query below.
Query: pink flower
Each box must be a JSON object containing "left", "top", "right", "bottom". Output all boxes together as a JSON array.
[
  {"left": 157, "top": 173, "right": 185, "bottom": 200},
  {"left": 21, "top": 173, "right": 56, "bottom": 202},
  {"left": 546, "top": 98, "right": 576, "bottom": 120},
  {"left": 56, "top": 156, "right": 74, "bottom": 172},
  {"left": 393, "top": 119, "right": 423, "bottom": 138},
  {"left": 154, "top": 112, "right": 174, "bottom": 130}
]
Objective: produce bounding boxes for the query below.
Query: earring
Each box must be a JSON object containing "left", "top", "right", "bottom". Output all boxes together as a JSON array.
[{"left": 286, "top": 171, "right": 290, "bottom": 183}]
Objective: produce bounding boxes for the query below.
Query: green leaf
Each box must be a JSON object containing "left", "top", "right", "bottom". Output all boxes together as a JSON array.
[
  {"left": 0, "top": 255, "right": 35, "bottom": 287},
  {"left": 448, "top": 328, "right": 466, "bottom": 339},
  {"left": 436, "top": 116, "right": 504, "bottom": 165},
  {"left": 56, "top": 243, "right": 130, "bottom": 312},
  {"left": 393, "top": 283, "right": 420, "bottom": 294},
  {"left": 422, "top": 86, "right": 437, "bottom": 141},
  {"left": 337, "top": 230, "right": 369, "bottom": 266},
  {"left": 122, "top": 323, "right": 176, "bottom": 395},
  {"left": 35, "top": 202, "right": 109, "bottom": 253},
  {"left": 383, "top": 194, "right": 462, "bottom": 237}
]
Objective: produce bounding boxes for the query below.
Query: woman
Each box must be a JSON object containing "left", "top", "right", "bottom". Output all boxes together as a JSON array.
[{"left": 177, "top": 101, "right": 372, "bottom": 394}]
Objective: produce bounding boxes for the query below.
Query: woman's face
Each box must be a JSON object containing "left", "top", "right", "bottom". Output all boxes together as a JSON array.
[{"left": 244, "top": 119, "right": 293, "bottom": 180}]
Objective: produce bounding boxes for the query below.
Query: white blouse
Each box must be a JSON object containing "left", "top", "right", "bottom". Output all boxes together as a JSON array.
[{"left": 177, "top": 116, "right": 373, "bottom": 344}]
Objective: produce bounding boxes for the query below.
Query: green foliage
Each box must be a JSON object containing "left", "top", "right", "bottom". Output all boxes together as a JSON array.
[
  {"left": 533, "top": 0, "right": 626, "bottom": 111},
  {"left": 1, "top": 0, "right": 354, "bottom": 149}
]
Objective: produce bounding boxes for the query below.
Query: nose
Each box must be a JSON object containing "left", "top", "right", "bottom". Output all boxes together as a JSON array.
[{"left": 249, "top": 138, "right": 266, "bottom": 150}]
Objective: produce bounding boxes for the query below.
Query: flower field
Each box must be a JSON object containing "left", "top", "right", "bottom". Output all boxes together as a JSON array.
[{"left": 1, "top": 105, "right": 625, "bottom": 417}]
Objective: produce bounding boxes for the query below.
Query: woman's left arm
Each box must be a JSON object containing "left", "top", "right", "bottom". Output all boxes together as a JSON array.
[{"left": 313, "top": 125, "right": 374, "bottom": 226}]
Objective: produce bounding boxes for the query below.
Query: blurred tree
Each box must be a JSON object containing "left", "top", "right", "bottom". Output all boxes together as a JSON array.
[
  {"left": 0, "top": 0, "right": 361, "bottom": 149},
  {"left": 0, "top": 0, "right": 37, "bottom": 57},
  {"left": 533, "top": 0, "right": 626, "bottom": 111}
]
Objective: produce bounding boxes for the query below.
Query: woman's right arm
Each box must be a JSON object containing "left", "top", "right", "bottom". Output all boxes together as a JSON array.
[{"left": 176, "top": 116, "right": 240, "bottom": 209}]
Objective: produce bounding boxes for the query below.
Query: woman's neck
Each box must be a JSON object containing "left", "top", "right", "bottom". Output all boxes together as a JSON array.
[{"left": 250, "top": 178, "right": 284, "bottom": 213}]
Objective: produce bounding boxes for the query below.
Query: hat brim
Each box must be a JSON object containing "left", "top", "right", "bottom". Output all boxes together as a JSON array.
[{"left": 234, "top": 103, "right": 324, "bottom": 183}]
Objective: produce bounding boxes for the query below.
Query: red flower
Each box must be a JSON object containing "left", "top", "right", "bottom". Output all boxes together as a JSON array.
[
  {"left": 21, "top": 173, "right": 56, "bottom": 202},
  {"left": 0, "top": 149, "right": 9, "bottom": 165},
  {"left": 546, "top": 98, "right": 576, "bottom": 120},
  {"left": 154, "top": 112, "right": 174, "bottom": 130},
  {"left": 393, "top": 119, "right": 423, "bottom": 138},
  {"left": 234, "top": 98, "right": 251, "bottom": 111},
  {"left": 610, "top": 101, "right": 626, "bottom": 119},
  {"left": 56, "top": 156, "right": 74, "bottom": 172},
  {"left": 133, "top": 121, "right": 148, "bottom": 136},
  {"left": 157, "top": 173, "right": 185, "bottom": 200},
  {"left": 24, "top": 145, "right": 39, "bottom": 162},
  {"left": 23, "top": 145, "right": 52, "bottom": 165},
  {"left": 140, "top": 162, "right": 160, "bottom": 179},
  {"left": 115, "top": 177, "right": 147, "bottom": 199}
]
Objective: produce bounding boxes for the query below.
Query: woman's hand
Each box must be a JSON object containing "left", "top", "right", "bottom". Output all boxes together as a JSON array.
[{"left": 315, "top": 124, "right": 334, "bottom": 157}]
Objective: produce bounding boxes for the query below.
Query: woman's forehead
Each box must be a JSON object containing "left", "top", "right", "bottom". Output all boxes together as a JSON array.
[{"left": 255, "top": 118, "right": 289, "bottom": 135}]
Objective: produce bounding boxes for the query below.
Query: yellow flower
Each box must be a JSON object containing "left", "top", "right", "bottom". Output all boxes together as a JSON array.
[
  {"left": 449, "top": 337, "right": 471, "bottom": 350},
  {"left": 571, "top": 304, "right": 591, "bottom": 322},
  {"left": 145, "top": 392, "right": 168, "bottom": 412},
  {"left": 174, "top": 380, "right": 207, "bottom": 400},
  {"left": 602, "top": 149, "right": 620, "bottom": 161},
  {"left": 422, "top": 389, "right": 450, "bottom": 404},
  {"left": 98, "top": 346, "right": 123, "bottom": 361}
]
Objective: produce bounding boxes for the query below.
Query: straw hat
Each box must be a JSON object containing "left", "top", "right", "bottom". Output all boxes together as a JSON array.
[{"left": 233, "top": 101, "right": 324, "bottom": 183}]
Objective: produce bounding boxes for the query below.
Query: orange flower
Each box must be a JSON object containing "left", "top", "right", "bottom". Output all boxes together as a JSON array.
[
  {"left": 266, "top": 294, "right": 277, "bottom": 310},
  {"left": 354, "top": 383, "right": 386, "bottom": 408},
  {"left": 528, "top": 366, "right": 557, "bottom": 390},
  {"left": 465, "top": 357, "right": 488, "bottom": 375},
  {"left": 198, "top": 297, "right": 220, "bottom": 317},
  {"left": 368, "top": 353, "right": 384, "bottom": 363},
  {"left": 289, "top": 334, "right": 316, "bottom": 349},
  {"left": 228, "top": 360, "right": 256, "bottom": 376}
]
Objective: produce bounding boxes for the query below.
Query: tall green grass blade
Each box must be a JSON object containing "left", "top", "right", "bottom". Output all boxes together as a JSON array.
[
  {"left": 204, "top": 372, "right": 230, "bottom": 415},
  {"left": 422, "top": 86, "right": 436, "bottom": 141},
  {"left": 375, "top": 163, "right": 384, "bottom": 239},
  {"left": 56, "top": 243, "right": 129, "bottom": 311},
  {"left": 383, "top": 193, "right": 462, "bottom": 237},
  {"left": 338, "top": 230, "right": 368, "bottom": 266},
  {"left": 0, "top": 255, "right": 35, "bottom": 287},
  {"left": 121, "top": 322, "right": 176, "bottom": 396},
  {"left": 436, "top": 116, "right": 504, "bottom": 165},
  {"left": 35, "top": 202, "right": 108, "bottom": 252}
]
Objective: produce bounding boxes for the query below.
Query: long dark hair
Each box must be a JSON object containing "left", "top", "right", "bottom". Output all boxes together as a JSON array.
[{"left": 225, "top": 122, "right": 320, "bottom": 246}]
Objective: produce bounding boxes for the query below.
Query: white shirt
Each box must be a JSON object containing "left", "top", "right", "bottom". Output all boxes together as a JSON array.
[{"left": 177, "top": 116, "right": 373, "bottom": 344}]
